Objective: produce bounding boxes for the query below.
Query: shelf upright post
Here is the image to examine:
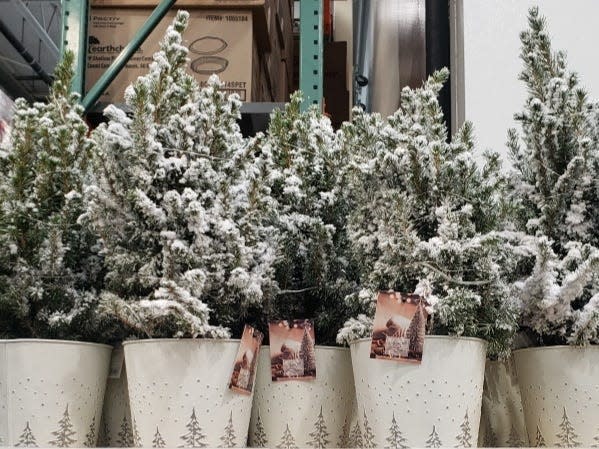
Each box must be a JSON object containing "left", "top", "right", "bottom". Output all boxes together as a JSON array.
[
  {"left": 81, "top": 0, "right": 176, "bottom": 113},
  {"left": 299, "top": 0, "right": 323, "bottom": 111},
  {"left": 61, "top": 0, "right": 89, "bottom": 95}
]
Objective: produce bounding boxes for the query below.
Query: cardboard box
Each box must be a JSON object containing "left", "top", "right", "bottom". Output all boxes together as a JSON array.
[
  {"left": 324, "top": 86, "right": 349, "bottom": 129},
  {"left": 86, "top": 9, "right": 271, "bottom": 102},
  {"left": 324, "top": 40, "right": 347, "bottom": 87},
  {"left": 91, "top": 0, "right": 272, "bottom": 50}
]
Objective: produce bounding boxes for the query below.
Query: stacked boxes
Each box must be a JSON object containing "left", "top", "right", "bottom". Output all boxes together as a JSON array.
[
  {"left": 323, "top": 40, "right": 349, "bottom": 129},
  {"left": 86, "top": 0, "right": 293, "bottom": 103},
  {"left": 264, "top": 0, "right": 293, "bottom": 101}
]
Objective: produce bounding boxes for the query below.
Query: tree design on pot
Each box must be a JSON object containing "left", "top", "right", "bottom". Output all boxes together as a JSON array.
[
  {"left": 16, "top": 422, "right": 38, "bottom": 447},
  {"left": 180, "top": 408, "right": 207, "bottom": 448},
  {"left": 385, "top": 413, "right": 408, "bottom": 449},
  {"left": 337, "top": 417, "right": 350, "bottom": 448},
  {"left": 116, "top": 415, "right": 134, "bottom": 447},
  {"left": 49, "top": 405, "right": 77, "bottom": 447},
  {"left": 483, "top": 427, "right": 497, "bottom": 448},
  {"left": 299, "top": 326, "right": 316, "bottom": 376},
  {"left": 425, "top": 425, "right": 442, "bottom": 448},
  {"left": 253, "top": 411, "right": 268, "bottom": 447},
  {"left": 455, "top": 411, "right": 472, "bottom": 448},
  {"left": 362, "top": 410, "right": 376, "bottom": 448},
  {"left": 556, "top": 407, "right": 580, "bottom": 447},
  {"left": 133, "top": 417, "right": 141, "bottom": 447},
  {"left": 535, "top": 425, "right": 546, "bottom": 447},
  {"left": 593, "top": 431, "right": 599, "bottom": 448},
  {"left": 481, "top": 413, "right": 496, "bottom": 448},
  {"left": 407, "top": 301, "right": 426, "bottom": 359},
  {"left": 98, "top": 418, "right": 110, "bottom": 447},
  {"left": 219, "top": 412, "right": 236, "bottom": 448},
  {"left": 152, "top": 428, "right": 166, "bottom": 448},
  {"left": 276, "top": 424, "right": 298, "bottom": 449},
  {"left": 83, "top": 415, "right": 97, "bottom": 447},
  {"left": 307, "top": 406, "right": 329, "bottom": 448},
  {"left": 349, "top": 422, "right": 363, "bottom": 448},
  {"left": 506, "top": 425, "right": 524, "bottom": 447}
]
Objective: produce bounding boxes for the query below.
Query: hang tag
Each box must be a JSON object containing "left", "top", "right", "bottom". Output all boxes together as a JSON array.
[
  {"left": 229, "top": 325, "right": 264, "bottom": 395},
  {"left": 269, "top": 319, "right": 316, "bottom": 381},
  {"left": 370, "top": 291, "right": 428, "bottom": 364},
  {"left": 108, "top": 345, "right": 125, "bottom": 379}
]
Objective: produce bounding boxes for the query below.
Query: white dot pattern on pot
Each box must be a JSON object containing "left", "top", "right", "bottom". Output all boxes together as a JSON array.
[
  {"left": 124, "top": 340, "right": 252, "bottom": 448},
  {"left": 0, "top": 341, "right": 111, "bottom": 447},
  {"left": 350, "top": 336, "right": 486, "bottom": 448},
  {"left": 478, "top": 358, "right": 528, "bottom": 447},
  {"left": 514, "top": 346, "right": 599, "bottom": 447},
  {"left": 249, "top": 347, "right": 357, "bottom": 448}
]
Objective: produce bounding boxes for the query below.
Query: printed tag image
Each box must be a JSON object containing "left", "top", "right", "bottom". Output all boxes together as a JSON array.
[
  {"left": 269, "top": 319, "right": 316, "bottom": 381},
  {"left": 229, "top": 325, "right": 264, "bottom": 395},
  {"left": 370, "top": 291, "right": 428, "bottom": 364}
]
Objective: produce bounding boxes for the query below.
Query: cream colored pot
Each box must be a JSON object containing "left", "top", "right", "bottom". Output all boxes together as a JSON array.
[
  {"left": 514, "top": 345, "right": 599, "bottom": 447},
  {"left": 0, "top": 339, "right": 111, "bottom": 447},
  {"left": 249, "top": 346, "right": 356, "bottom": 448},
  {"left": 98, "top": 363, "right": 133, "bottom": 447},
  {"left": 350, "top": 336, "right": 487, "bottom": 448},
  {"left": 123, "top": 339, "right": 252, "bottom": 448},
  {"left": 478, "top": 358, "right": 528, "bottom": 447}
]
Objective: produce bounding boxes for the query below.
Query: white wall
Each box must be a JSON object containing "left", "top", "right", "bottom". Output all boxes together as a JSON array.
[{"left": 452, "top": 0, "right": 599, "bottom": 164}]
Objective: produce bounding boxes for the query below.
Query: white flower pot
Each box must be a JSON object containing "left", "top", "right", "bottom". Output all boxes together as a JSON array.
[
  {"left": 350, "top": 336, "right": 486, "bottom": 448},
  {"left": 478, "top": 358, "right": 528, "bottom": 447},
  {"left": 249, "top": 346, "right": 356, "bottom": 448},
  {"left": 99, "top": 365, "right": 133, "bottom": 447},
  {"left": 123, "top": 339, "right": 253, "bottom": 448},
  {"left": 514, "top": 345, "right": 599, "bottom": 447},
  {"left": 0, "top": 339, "right": 111, "bottom": 447}
]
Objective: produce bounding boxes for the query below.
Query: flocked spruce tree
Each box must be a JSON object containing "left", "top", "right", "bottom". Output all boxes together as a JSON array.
[
  {"left": 84, "top": 11, "right": 277, "bottom": 338},
  {"left": 407, "top": 300, "right": 426, "bottom": 358},
  {"left": 336, "top": 69, "right": 519, "bottom": 358},
  {"left": 260, "top": 95, "right": 358, "bottom": 344},
  {"left": 508, "top": 7, "right": 599, "bottom": 346},
  {"left": 0, "top": 51, "right": 107, "bottom": 341}
]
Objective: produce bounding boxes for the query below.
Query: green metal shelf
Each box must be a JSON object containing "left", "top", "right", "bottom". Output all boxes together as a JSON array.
[{"left": 61, "top": 0, "right": 324, "bottom": 113}]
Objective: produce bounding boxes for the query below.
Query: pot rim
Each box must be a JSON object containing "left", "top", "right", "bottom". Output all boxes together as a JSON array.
[
  {"left": 261, "top": 344, "right": 348, "bottom": 352},
  {"left": 123, "top": 337, "right": 241, "bottom": 346},
  {"left": 513, "top": 344, "right": 599, "bottom": 355},
  {"left": 0, "top": 338, "right": 112, "bottom": 349},
  {"left": 349, "top": 334, "right": 488, "bottom": 346}
]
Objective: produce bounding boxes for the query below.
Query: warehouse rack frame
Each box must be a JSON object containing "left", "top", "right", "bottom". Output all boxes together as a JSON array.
[{"left": 60, "top": 0, "right": 323, "bottom": 113}]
